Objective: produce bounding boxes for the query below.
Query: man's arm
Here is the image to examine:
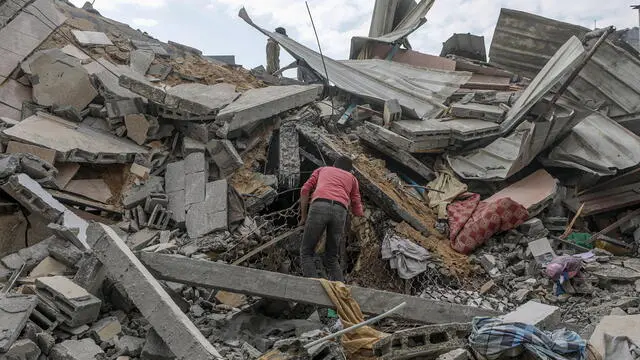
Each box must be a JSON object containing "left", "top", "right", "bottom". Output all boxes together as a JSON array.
[
  {"left": 350, "top": 177, "right": 365, "bottom": 217},
  {"left": 299, "top": 168, "right": 321, "bottom": 225}
]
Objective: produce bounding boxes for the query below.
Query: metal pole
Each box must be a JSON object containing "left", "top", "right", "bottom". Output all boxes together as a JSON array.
[
  {"left": 303, "top": 302, "right": 407, "bottom": 349},
  {"left": 305, "top": 1, "right": 334, "bottom": 116}
]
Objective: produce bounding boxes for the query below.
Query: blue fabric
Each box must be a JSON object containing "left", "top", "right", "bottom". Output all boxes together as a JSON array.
[{"left": 469, "top": 317, "right": 587, "bottom": 360}]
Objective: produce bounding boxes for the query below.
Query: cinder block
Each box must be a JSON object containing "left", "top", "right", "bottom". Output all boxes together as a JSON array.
[
  {"left": 35, "top": 276, "right": 102, "bottom": 327},
  {"left": 86, "top": 223, "right": 222, "bottom": 360},
  {"left": 383, "top": 99, "right": 402, "bottom": 126},
  {"left": 207, "top": 139, "right": 243, "bottom": 178},
  {"left": 501, "top": 301, "right": 560, "bottom": 330},
  {"left": 373, "top": 323, "right": 471, "bottom": 360}
]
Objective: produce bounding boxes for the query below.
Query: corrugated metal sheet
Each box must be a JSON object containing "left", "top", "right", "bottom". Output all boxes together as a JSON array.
[
  {"left": 446, "top": 36, "right": 591, "bottom": 181},
  {"left": 350, "top": 0, "right": 435, "bottom": 59},
  {"left": 541, "top": 112, "right": 640, "bottom": 176},
  {"left": 239, "top": 8, "right": 469, "bottom": 120},
  {"left": 490, "top": 8, "right": 640, "bottom": 120}
]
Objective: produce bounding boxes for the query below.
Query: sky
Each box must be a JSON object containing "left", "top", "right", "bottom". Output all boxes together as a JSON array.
[{"left": 68, "top": 0, "right": 638, "bottom": 70}]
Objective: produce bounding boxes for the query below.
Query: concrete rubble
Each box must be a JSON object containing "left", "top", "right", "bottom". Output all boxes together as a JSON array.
[{"left": 1, "top": 1, "right": 640, "bottom": 359}]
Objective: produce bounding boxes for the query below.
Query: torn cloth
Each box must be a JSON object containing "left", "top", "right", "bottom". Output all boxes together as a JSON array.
[
  {"left": 426, "top": 161, "right": 468, "bottom": 220},
  {"left": 319, "top": 279, "right": 387, "bottom": 357},
  {"left": 469, "top": 317, "right": 587, "bottom": 360},
  {"left": 381, "top": 230, "right": 430, "bottom": 279},
  {"left": 448, "top": 193, "right": 529, "bottom": 254}
]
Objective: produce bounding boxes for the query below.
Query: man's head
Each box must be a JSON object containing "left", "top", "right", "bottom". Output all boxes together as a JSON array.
[
  {"left": 333, "top": 156, "right": 353, "bottom": 172},
  {"left": 275, "top": 27, "right": 287, "bottom": 36}
]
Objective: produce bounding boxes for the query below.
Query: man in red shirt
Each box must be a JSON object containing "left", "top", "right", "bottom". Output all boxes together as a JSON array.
[{"left": 299, "top": 156, "right": 364, "bottom": 282}]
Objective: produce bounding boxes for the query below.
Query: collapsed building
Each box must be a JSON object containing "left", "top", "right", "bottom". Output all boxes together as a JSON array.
[{"left": 2, "top": 0, "right": 640, "bottom": 359}]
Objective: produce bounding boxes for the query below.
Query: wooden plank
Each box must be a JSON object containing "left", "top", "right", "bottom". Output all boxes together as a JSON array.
[{"left": 140, "top": 253, "right": 502, "bottom": 324}]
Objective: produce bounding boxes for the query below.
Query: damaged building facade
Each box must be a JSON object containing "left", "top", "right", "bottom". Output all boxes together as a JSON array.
[{"left": 2, "top": 0, "right": 640, "bottom": 359}]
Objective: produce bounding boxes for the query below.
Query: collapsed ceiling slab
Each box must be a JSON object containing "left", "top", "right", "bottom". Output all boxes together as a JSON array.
[{"left": 239, "top": 7, "right": 457, "bottom": 120}]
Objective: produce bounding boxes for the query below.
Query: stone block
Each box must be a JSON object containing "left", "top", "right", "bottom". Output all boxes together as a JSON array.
[
  {"left": 141, "top": 329, "right": 176, "bottom": 360},
  {"left": 501, "top": 301, "right": 560, "bottom": 330},
  {"left": 89, "top": 316, "right": 122, "bottom": 342},
  {"left": 0, "top": 295, "right": 38, "bottom": 352},
  {"left": 50, "top": 339, "right": 104, "bottom": 360},
  {"left": 383, "top": 99, "right": 402, "bottom": 126},
  {"left": 186, "top": 180, "right": 228, "bottom": 238},
  {"left": 207, "top": 139, "right": 243, "bottom": 177},
  {"left": 86, "top": 223, "right": 222, "bottom": 359},
  {"left": 35, "top": 276, "right": 102, "bottom": 327}
]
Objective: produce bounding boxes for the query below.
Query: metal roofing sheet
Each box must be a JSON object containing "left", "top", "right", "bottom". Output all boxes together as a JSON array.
[
  {"left": 350, "top": 0, "right": 435, "bottom": 59},
  {"left": 541, "top": 112, "right": 640, "bottom": 176},
  {"left": 239, "top": 7, "right": 464, "bottom": 120},
  {"left": 490, "top": 8, "right": 640, "bottom": 120}
]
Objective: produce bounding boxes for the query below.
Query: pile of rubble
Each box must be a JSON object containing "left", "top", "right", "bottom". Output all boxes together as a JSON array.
[{"left": 2, "top": 0, "right": 640, "bottom": 359}]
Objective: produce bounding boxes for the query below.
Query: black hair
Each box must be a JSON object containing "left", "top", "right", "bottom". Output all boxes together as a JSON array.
[
  {"left": 275, "top": 27, "right": 287, "bottom": 36},
  {"left": 333, "top": 156, "right": 353, "bottom": 172}
]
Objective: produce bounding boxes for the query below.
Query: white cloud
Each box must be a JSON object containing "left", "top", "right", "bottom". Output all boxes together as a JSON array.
[
  {"left": 211, "top": 0, "right": 638, "bottom": 60},
  {"left": 132, "top": 18, "right": 159, "bottom": 27}
]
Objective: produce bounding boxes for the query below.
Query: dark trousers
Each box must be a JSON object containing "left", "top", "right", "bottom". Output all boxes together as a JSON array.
[{"left": 300, "top": 200, "right": 347, "bottom": 282}]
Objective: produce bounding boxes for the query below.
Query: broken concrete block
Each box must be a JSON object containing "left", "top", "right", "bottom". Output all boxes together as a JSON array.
[
  {"left": 383, "top": 99, "right": 402, "bottom": 126},
  {"left": 278, "top": 122, "right": 300, "bottom": 189},
  {"left": 374, "top": 322, "right": 471, "bottom": 360},
  {"left": 54, "top": 163, "right": 81, "bottom": 189},
  {"left": 519, "top": 218, "right": 549, "bottom": 238},
  {"left": 207, "top": 139, "right": 243, "bottom": 178},
  {"left": 185, "top": 152, "right": 206, "bottom": 174},
  {"left": 167, "top": 190, "right": 186, "bottom": 225},
  {"left": 450, "top": 102, "right": 505, "bottom": 123},
  {"left": 6, "top": 141, "right": 56, "bottom": 164},
  {"left": 3, "top": 339, "right": 41, "bottom": 360},
  {"left": 87, "top": 223, "right": 222, "bottom": 359},
  {"left": 119, "top": 74, "right": 166, "bottom": 103},
  {"left": 164, "top": 83, "right": 239, "bottom": 116},
  {"left": 73, "top": 255, "right": 106, "bottom": 296},
  {"left": 1, "top": 252, "right": 25, "bottom": 270},
  {"left": 50, "top": 339, "right": 105, "bottom": 360},
  {"left": 29, "top": 256, "right": 68, "bottom": 278},
  {"left": 501, "top": 301, "right": 560, "bottom": 330},
  {"left": 141, "top": 329, "right": 175, "bottom": 360},
  {"left": 61, "top": 44, "right": 90, "bottom": 61},
  {"left": 217, "top": 84, "right": 323, "bottom": 138},
  {"left": 147, "top": 63, "right": 172, "bottom": 80},
  {"left": 168, "top": 40, "right": 202, "bottom": 55},
  {"left": 48, "top": 238, "right": 83, "bottom": 268},
  {"left": 186, "top": 180, "right": 228, "bottom": 238},
  {"left": 528, "top": 238, "right": 555, "bottom": 266},
  {"left": 182, "top": 137, "right": 206, "bottom": 156},
  {"left": 27, "top": 49, "right": 97, "bottom": 112},
  {"left": 0, "top": 295, "right": 38, "bottom": 352},
  {"left": 130, "top": 163, "right": 151, "bottom": 179},
  {"left": 89, "top": 316, "right": 122, "bottom": 342},
  {"left": 122, "top": 176, "right": 164, "bottom": 209},
  {"left": 71, "top": 30, "right": 113, "bottom": 46},
  {"left": 590, "top": 315, "right": 640, "bottom": 357},
  {"left": 64, "top": 179, "right": 113, "bottom": 204},
  {"left": 3, "top": 113, "right": 147, "bottom": 164},
  {"left": 129, "top": 50, "right": 154, "bottom": 74},
  {"left": 478, "top": 254, "right": 500, "bottom": 278},
  {"left": 165, "top": 161, "right": 185, "bottom": 194},
  {"left": 125, "top": 114, "right": 155, "bottom": 145},
  {"left": 114, "top": 335, "right": 145, "bottom": 357},
  {"left": 437, "top": 349, "right": 468, "bottom": 360},
  {"left": 105, "top": 98, "right": 143, "bottom": 119},
  {"left": 0, "top": 211, "right": 28, "bottom": 258},
  {"left": 35, "top": 276, "right": 102, "bottom": 327},
  {"left": 17, "top": 237, "right": 52, "bottom": 271}
]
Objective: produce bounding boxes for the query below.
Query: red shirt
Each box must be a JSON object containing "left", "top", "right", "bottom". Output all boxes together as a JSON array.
[{"left": 301, "top": 166, "right": 364, "bottom": 216}]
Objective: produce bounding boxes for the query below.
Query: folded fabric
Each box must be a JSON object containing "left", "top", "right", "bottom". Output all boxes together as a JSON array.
[
  {"left": 448, "top": 193, "right": 529, "bottom": 254},
  {"left": 381, "top": 230, "right": 430, "bottom": 279},
  {"left": 469, "top": 317, "right": 587, "bottom": 360}
]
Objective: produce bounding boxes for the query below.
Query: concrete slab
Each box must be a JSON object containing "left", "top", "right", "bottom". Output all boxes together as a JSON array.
[
  {"left": 485, "top": 170, "right": 558, "bottom": 215},
  {"left": 131, "top": 40, "right": 170, "bottom": 57},
  {"left": 0, "top": 79, "right": 32, "bottom": 110},
  {"left": 501, "top": 301, "right": 560, "bottom": 330},
  {"left": 130, "top": 50, "right": 154, "bottom": 74},
  {"left": 165, "top": 161, "right": 185, "bottom": 194},
  {"left": 167, "top": 190, "right": 186, "bottom": 225},
  {"left": 207, "top": 139, "right": 243, "bottom": 177},
  {"left": 28, "top": 49, "right": 97, "bottom": 111},
  {"left": 119, "top": 73, "right": 166, "bottom": 103},
  {"left": 186, "top": 180, "right": 228, "bottom": 238},
  {"left": 185, "top": 152, "right": 206, "bottom": 174},
  {"left": 4, "top": 113, "right": 147, "bottom": 164},
  {"left": 6, "top": 141, "right": 56, "bottom": 164},
  {"left": 147, "top": 63, "right": 172, "bottom": 80},
  {"left": 61, "top": 44, "right": 90, "bottom": 61},
  {"left": 64, "top": 179, "right": 113, "bottom": 204},
  {"left": 36, "top": 276, "right": 102, "bottom": 327},
  {"left": 183, "top": 137, "right": 206, "bottom": 155},
  {"left": 3, "top": 339, "right": 40, "bottom": 360},
  {"left": 87, "top": 223, "right": 223, "bottom": 360},
  {"left": 165, "top": 83, "right": 239, "bottom": 116},
  {"left": 217, "top": 85, "right": 322, "bottom": 137},
  {"left": 141, "top": 328, "right": 176, "bottom": 360},
  {"left": 0, "top": 295, "right": 38, "bottom": 352},
  {"left": 29, "top": 256, "right": 69, "bottom": 278},
  {"left": 54, "top": 163, "right": 81, "bottom": 189},
  {"left": 125, "top": 114, "right": 154, "bottom": 145},
  {"left": 71, "top": 30, "right": 113, "bottom": 46},
  {"left": 184, "top": 172, "right": 206, "bottom": 207},
  {"left": 590, "top": 315, "right": 640, "bottom": 357}
]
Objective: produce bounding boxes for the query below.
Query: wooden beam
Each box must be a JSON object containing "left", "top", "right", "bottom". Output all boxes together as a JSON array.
[{"left": 140, "top": 253, "right": 502, "bottom": 324}]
